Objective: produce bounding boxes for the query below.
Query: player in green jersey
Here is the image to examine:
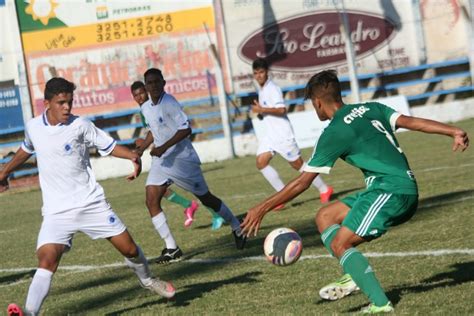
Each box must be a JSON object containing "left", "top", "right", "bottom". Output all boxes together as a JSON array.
[{"left": 241, "top": 70, "right": 469, "bottom": 314}]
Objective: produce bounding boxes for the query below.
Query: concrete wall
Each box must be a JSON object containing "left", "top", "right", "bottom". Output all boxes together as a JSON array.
[{"left": 91, "top": 98, "right": 474, "bottom": 181}]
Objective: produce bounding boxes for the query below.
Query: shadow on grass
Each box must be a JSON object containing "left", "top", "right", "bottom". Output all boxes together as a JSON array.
[
  {"left": 202, "top": 165, "right": 225, "bottom": 174},
  {"left": 0, "top": 270, "right": 35, "bottom": 285},
  {"left": 342, "top": 261, "right": 474, "bottom": 313},
  {"left": 107, "top": 271, "right": 262, "bottom": 314},
  {"left": 58, "top": 272, "right": 130, "bottom": 294},
  {"left": 290, "top": 186, "right": 364, "bottom": 208},
  {"left": 417, "top": 189, "right": 474, "bottom": 212}
]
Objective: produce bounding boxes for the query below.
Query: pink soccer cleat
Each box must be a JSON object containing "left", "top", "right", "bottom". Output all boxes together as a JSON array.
[
  {"left": 7, "top": 304, "right": 23, "bottom": 316},
  {"left": 320, "top": 186, "right": 334, "bottom": 204},
  {"left": 184, "top": 200, "right": 199, "bottom": 227}
]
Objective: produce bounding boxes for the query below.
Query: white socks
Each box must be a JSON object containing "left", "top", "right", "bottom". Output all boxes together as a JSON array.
[
  {"left": 312, "top": 175, "right": 328, "bottom": 193},
  {"left": 25, "top": 268, "right": 53, "bottom": 315},
  {"left": 298, "top": 163, "right": 328, "bottom": 193},
  {"left": 152, "top": 212, "right": 177, "bottom": 249},
  {"left": 260, "top": 165, "right": 285, "bottom": 192},
  {"left": 215, "top": 202, "right": 241, "bottom": 232},
  {"left": 124, "top": 246, "right": 153, "bottom": 286}
]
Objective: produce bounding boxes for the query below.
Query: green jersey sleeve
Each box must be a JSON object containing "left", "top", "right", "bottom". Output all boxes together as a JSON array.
[
  {"left": 140, "top": 112, "right": 148, "bottom": 128},
  {"left": 304, "top": 126, "right": 354, "bottom": 174},
  {"left": 374, "top": 102, "right": 402, "bottom": 132}
]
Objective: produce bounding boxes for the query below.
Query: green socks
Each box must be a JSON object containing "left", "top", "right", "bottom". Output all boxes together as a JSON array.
[
  {"left": 321, "top": 225, "right": 389, "bottom": 307},
  {"left": 340, "top": 248, "right": 389, "bottom": 307},
  {"left": 166, "top": 191, "right": 191, "bottom": 208},
  {"left": 321, "top": 224, "right": 340, "bottom": 257}
]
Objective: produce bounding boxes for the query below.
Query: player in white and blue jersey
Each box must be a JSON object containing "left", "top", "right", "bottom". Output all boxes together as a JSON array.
[
  {"left": 251, "top": 58, "right": 333, "bottom": 208},
  {"left": 135, "top": 68, "right": 246, "bottom": 264},
  {"left": 1, "top": 78, "right": 175, "bottom": 316}
]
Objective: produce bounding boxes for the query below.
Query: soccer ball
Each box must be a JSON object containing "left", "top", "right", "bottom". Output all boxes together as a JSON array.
[{"left": 263, "top": 227, "right": 303, "bottom": 266}]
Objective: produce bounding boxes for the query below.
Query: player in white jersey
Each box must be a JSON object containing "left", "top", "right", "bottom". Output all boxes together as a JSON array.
[
  {"left": 135, "top": 68, "right": 246, "bottom": 264},
  {"left": 0, "top": 78, "right": 175, "bottom": 316},
  {"left": 251, "top": 58, "right": 333, "bottom": 208},
  {"left": 131, "top": 81, "right": 224, "bottom": 230}
]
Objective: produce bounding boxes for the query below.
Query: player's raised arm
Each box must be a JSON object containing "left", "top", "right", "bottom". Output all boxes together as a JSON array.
[
  {"left": 110, "top": 145, "right": 142, "bottom": 181},
  {"left": 0, "top": 148, "right": 32, "bottom": 192},
  {"left": 241, "top": 171, "right": 318, "bottom": 237},
  {"left": 395, "top": 115, "right": 469, "bottom": 152}
]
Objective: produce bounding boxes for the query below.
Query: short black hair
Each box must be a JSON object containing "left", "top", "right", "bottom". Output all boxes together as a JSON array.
[
  {"left": 144, "top": 68, "right": 164, "bottom": 81},
  {"left": 252, "top": 58, "right": 269, "bottom": 71},
  {"left": 304, "top": 70, "right": 342, "bottom": 103},
  {"left": 131, "top": 81, "right": 145, "bottom": 92},
  {"left": 44, "top": 77, "right": 75, "bottom": 100}
]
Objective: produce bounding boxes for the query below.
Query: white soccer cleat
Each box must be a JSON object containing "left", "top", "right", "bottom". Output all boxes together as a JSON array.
[
  {"left": 140, "top": 278, "right": 176, "bottom": 299},
  {"left": 319, "top": 273, "right": 360, "bottom": 301}
]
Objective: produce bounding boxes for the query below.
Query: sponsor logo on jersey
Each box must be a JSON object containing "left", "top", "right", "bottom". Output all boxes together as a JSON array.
[
  {"left": 343, "top": 106, "right": 370, "bottom": 124},
  {"left": 63, "top": 143, "right": 73, "bottom": 155},
  {"left": 365, "top": 176, "right": 376, "bottom": 187},
  {"left": 406, "top": 170, "right": 416, "bottom": 180},
  {"left": 108, "top": 215, "right": 116, "bottom": 224},
  {"left": 365, "top": 265, "right": 374, "bottom": 274}
]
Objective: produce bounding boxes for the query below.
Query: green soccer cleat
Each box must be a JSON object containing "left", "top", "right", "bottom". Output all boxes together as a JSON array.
[
  {"left": 319, "top": 273, "right": 360, "bottom": 300},
  {"left": 360, "top": 302, "right": 394, "bottom": 314}
]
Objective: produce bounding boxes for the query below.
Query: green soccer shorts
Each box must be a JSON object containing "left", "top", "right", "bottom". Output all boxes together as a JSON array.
[{"left": 340, "top": 189, "right": 418, "bottom": 239}]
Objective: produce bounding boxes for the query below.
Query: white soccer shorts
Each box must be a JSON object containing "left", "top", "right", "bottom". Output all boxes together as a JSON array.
[
  {"left": 146, "top": 156, "right": 209, "bottom": 196},
  {"left": 36, "top": 200, "right": 127, "bottom": 250},
  {"left": 257, "top": 137, "right": 301, "bottom": 162}
]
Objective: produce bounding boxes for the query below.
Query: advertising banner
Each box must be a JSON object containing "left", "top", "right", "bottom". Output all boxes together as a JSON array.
[
  {"left": 0, "top": 86, "right": 24, "bottom": 130},
  {"left": 16, "top": 0, "right": 216, "bottom": 116},
  {"left": 1, "top": 0, "right": 25, "bottom": 130},
  {"left": 221, "top": 0, "right": 469, "bottom": 95}
]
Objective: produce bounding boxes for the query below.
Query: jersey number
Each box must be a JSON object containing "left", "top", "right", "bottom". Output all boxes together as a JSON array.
[{"left": 371, "top": 120, "right": 402, "bottom": 153}]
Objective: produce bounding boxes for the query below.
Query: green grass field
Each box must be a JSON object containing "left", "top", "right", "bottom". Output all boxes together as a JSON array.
[{"left": 1, "top": 119, "right": 473, "bottom": 315}]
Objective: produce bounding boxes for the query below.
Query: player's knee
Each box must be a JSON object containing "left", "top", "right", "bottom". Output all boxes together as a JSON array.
[
  {"left": 198, "top": 192, "right": 221, "bottom": 210},
  {"left": 315, "top": 206, "right": 333, "bottom": 231},
  {"left": 121, "top": 243, "right": 138, "bottom": 258},
  {"left": 37, "top": 256, "right": 60, "bottom": 272},
  {"left": 256, "top": 160, "right": 267, "bottom": 170}
]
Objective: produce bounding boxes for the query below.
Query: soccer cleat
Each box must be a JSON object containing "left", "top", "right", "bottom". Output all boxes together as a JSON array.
[
  {"left": 7, "top": 303, "right": 23, "bottom": 316},
  {"left": 320, "top": 186, "right": 334, "bottom": 204},
  {"left": 155, "top": 247, "right": 183, "bottom": 264},
  {"left": 184, "top": 200, "right": 199, "bottom": 228},
  {"left": 273, "top": 203, "right": 285, "bottom": 211},
  {"left": 233, "top": 229, "right": 247, "bottom": 250},
  {"left": 139, "top": 278, "right": 176, "bottom": 299},
  {"left": 319, "top": 273, "right": 360, "bottom": 301},
  {"left": 360, "top": 302, "right": 394, "bottom": 314},
  {"left": 211, "top": 215, "right": 225, "bottom": 230}
]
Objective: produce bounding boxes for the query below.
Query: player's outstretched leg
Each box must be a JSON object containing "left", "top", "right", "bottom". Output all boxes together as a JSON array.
[
  {"left": 197, "top": 191, "right": 246, "bottom": 249},
  {"left": 146, "top": 185, "right": 182, "bottom": 264},
  {"left": 15, "top": 244, "right": 65, "bottom": 315},
  {"left": 325, "top": 226, "right": 392, "bottom": 312},
  {"left": 110, "top": 231, "right": 176, "bottom": 299},
  {"left": 319, "top": 224, "right": 360, "bottom": 300},
  {"left": 163, "top": 189, "right": 199, "bottom": 228}
]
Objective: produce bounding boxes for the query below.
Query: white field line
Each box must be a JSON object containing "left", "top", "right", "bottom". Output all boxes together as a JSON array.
[
  {"left": 1, "top": 249, "right": 473, "bottom": 275},
  {"left": 418, "top": 163, "right": 474, "bottom": 172}
]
